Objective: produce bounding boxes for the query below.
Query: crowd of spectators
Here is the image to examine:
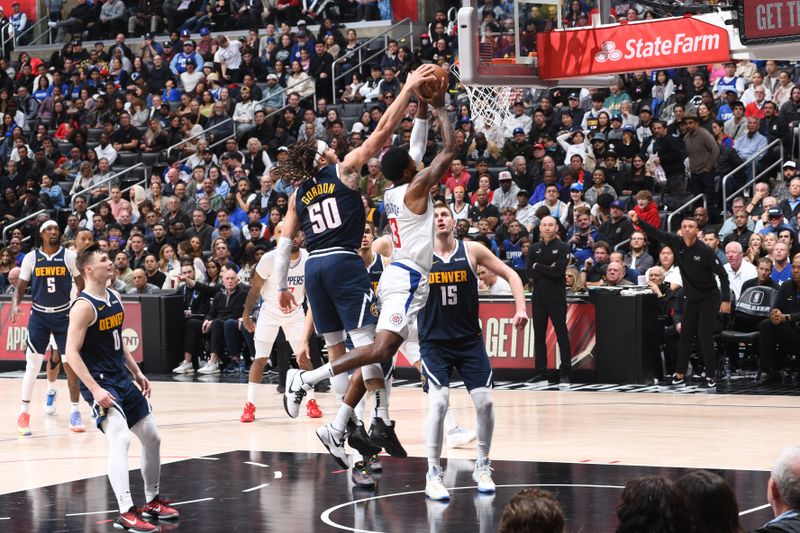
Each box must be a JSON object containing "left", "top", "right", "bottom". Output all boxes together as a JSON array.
[
  {"left": 499, "top": 446, "right": 800, "bottom": 532},
  {"left": 0, "top": 0, "right": 798, "bottom": 373}
]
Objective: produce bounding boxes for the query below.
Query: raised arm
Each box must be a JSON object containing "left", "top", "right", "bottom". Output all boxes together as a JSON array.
[
  {"left": 628, "top": 210, "right": 680, "bottom": 249},
  {"left": 404, "top": 80, "right": 455, "bottom": 214},
  {"left": 469, "top": 241, "right": 528, "bottom": 330},
  {"left": 276, "top": 195, "right": 301, "bottom": 312},
  {"left": 341, "top": 65, "right": 437, "bottom": 177},
  {"left": 408, "top": 103, "right": 429, "bottom": 166}
]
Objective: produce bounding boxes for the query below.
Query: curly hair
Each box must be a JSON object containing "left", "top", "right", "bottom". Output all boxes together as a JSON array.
[{"left": 271, "top": 139, "right": 324, "bottom": 184}]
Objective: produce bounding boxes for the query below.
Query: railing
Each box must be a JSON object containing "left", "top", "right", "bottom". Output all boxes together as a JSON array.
[
  {"left": 14, "top": 15, "right": 50, "bottom": 47},
  {"left": 88, "top": 174, "right": 149, "bottom": 212},
  {"left": 614, "top": 238, "right": 630, "bottom": 251},
  {"left": 165, "top": 119, "right": 235, "bottom": 158},
  {"left": 330, "top": 17, "right": 414, "bottom": 105},
  {"left": 721, "top": 138, "right": 783, "bottom": 219},
  {"left": 74, "top": 163, "right": 146, "bottom": 200},
  {"left": 2, "top": 208, "right": 49, "bottom": 243},
  {"left": 667, "top": 193, "right": 707, "bottom": 232}
]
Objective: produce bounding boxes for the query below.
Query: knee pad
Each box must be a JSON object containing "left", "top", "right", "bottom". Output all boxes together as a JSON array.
[
  {"left": 348, "top": 325, "right": 375, "bottom": 348},
  {"left": 428, "top": 383, "right": 450, "bottom": 415},
  {"left": 361, "top": 363, "right": 383, "bottom": 382},
  {"left": 26, "top": 351, "right": 44, "bottom": 373},
  {"left": 469, "top": 387, "right": 493, "bottom": 415},
  {"left": 323, "top": 330, "right": 346, "bottom": 347}
]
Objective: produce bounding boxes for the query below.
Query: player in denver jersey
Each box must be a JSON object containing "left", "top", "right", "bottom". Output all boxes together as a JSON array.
[
  {"left": 273, "top": 65, "right": 438, "bottom": 467},
  {"left": 65, "top": 243, "right": 178, "bottom": 532},
  {"left": 283, "top": 73, "right": 459, "bottom": 463},
  {"left": 240, "top": 229, "right": 323, "bottom": 422},
  {"left": 14, "top": 220, "right": 86, "bottom": 436},
  {"left": 420, "top": 204, "right": 528, "bottom": 501}
]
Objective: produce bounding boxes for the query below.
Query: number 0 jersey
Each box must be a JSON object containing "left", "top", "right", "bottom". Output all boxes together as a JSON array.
[
  {"left": 295, "top": 164, "right": 365, "bottom": 252},
  {"left": 418, "top": 240, "right": 481, "bottom": 342},
  {"left": 382, "top": 183, "right": 434, "bottom": 273},
  {"left": 73, "top": 289, "right": 127, "bottom": 376},
  {"left": 19, "top": 247, "right": 79, "bottom": 313}
]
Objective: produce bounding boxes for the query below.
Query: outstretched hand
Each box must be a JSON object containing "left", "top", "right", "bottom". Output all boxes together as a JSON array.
[
  {"left": 628, "top": 210, "right": 639, "bottom": 224},
  {"left": 278, "top": 291, "right": 298, "bottom": 314}
]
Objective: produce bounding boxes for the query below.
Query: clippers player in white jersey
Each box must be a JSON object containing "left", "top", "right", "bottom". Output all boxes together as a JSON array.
[
  {"left": 284, "top": 76, "right": 459, "bottom": 460},
  {"left": 241, "top": 227, "right": 322, "bottom": 422}
]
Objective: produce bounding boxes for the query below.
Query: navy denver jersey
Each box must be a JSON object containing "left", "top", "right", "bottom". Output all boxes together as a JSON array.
[
  {"left": 296, "top": 165, "right": 365, "bottom": 251},
  {"left": 366, "top": 254, "right": 386, "bottom": 293},
  {"left": 20, "top": 247, "right": 76, "bottom": 312},
  {"left": 75, "top": 289, "right": 127, "bottom": 376},
  {"left": 418, "top": 240, "right": 481, "bottom": 341}
]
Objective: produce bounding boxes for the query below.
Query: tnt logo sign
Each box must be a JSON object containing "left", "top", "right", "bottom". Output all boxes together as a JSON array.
[
  {"left": 122, "top": 328, "right": 140, "bottom": 353},
  {"left": 595, "top": 41, "right": 622, "bottom": 62}
]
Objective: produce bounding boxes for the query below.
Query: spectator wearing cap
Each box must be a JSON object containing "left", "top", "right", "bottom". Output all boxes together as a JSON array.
[
  {"left": 783, "top": 162, "right": 798, "bottom": 194},
  {"left": 500, "top": 127, "right": 531, "bottom": 166},
  {"left": 611, "top": 124, "right": 640, "bottom": 162},
  {"left": 170, "top": 39, "right": 204, "bottom": 76},
  {"left": 503, "top": 99, "right": 532, "bottom": 139},
  {"left": 600, "top": 200, "right": 635, "bottom": 249},
  {"left": 138, "top": 32, "right": 163, "bottom": 65},
  {"left": 716, "top": 89, "right": 739, "bottom": 122},
  {"left": 180, "top": 58, "right": 204, "bottom": 93},
  {"left": 761, "top": 207, "right": 792, "bottom": 236},
  {"left": 492, "top": 171, "right": 521, "bottom": 210},
  {"left": 261, "top": 74, "right": 285, "bottom": 112},
  {"left": 635, "top": 106, "right": 654, "bottom": 144},
  {"left": 607, "top": 114, "right": 625, "bottom": 142},
  {"left": 683, "top": 110, "right": 720, "bottom": 213}
]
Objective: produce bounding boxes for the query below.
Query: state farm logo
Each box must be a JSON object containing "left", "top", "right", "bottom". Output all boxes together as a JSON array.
[
  {"left": 593, "top": 33, "right": 722, "bottom": 63},
  {"left": 595, "top": 41, "right": 622, "bottom": 62}
]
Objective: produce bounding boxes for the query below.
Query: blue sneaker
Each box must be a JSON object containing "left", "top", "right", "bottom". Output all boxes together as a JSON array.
[
  {"left": 44, "top": 390, "right": 57, "bottom": 415},
  {"left": 69, "top": 411, "right": 86, "bottom": 433},
  {"left": 223, "top": 361, "right": 239, "bottom": 373},
  {"left": 238, "top": 360, "right": 248, "bottom": 373}
]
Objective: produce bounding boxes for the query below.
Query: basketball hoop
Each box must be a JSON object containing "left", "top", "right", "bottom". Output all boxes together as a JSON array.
[{"left": 450, "top": 61, "right": 513, "bottom": 135}]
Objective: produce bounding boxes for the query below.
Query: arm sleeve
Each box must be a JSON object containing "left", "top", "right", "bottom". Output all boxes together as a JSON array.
[
  {"left": 273, "top": 237, "right": 293, "bottom": 291},
  {"left": 65, "top": 249, "right": 80, "bottom": 277},
  {"left": 18, "top": 251, "right": 34, "bottom": 282},
  {"left": 408, "top": 118, "right": 428, "bottom": 165}
]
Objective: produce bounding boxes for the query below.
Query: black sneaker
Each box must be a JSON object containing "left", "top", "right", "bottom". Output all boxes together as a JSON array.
[
  {"left": 526, "top": 370, "right": 548, "bottom": 384},
  {"left": 698, "top": 377, "right": 716, "bottom": 389},
  {"left": 314, "top": 379, "right": 331, "bottom": 393},
  {"left": 351, "top": 461, "right": 376, "bottom": 489},
  {"left": 369, "top": 418, "right": 407, "bottom": 458},
  {"left": 276, "top": 384, "right": 286, "bottom": 394},
  {"left": 368, "top": 454, "right": 382, "bottom": 472},
  {"left": 347, "top": 419, "right": 381, "bottom": 457},
  {"left": 670, "top": 375, "right": 686, "bottom": 387}
]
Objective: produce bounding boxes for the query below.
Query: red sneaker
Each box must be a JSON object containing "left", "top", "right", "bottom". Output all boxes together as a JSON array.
[
  {"left": 17, "top": 412, "right": 31, "bottom": 436},
  {"left": 240, "top": 402, "right": 256, "bottom": 423},
  {"left": 140, "top": 496, "right": 179, "bottom": 520},
  {"left": 114, "top": 509, "right": 158, "bottom": 532},
  {"left": 306, "top": 399, "right": 323, "bottom": 419}
]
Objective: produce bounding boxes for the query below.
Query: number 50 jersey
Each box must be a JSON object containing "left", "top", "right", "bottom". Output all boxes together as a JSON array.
[{"left": 295, "top": 165, "right": 365, "bottom": 252}]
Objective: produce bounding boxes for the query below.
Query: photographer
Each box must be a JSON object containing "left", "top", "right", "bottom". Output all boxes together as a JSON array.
[
  {"left": 566, "top": 206, "right": 602, "bottom": 264},
  {"left": 580, "top": 240, "right": 611, "bottom": 287}
]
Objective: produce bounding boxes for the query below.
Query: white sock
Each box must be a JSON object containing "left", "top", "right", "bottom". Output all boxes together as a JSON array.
[
  {"left": 19, "top": 401, "right": 30, "bottom": 414},
  {"left": 303, "top": 362, "right": 333, "bottom": 386},
  {"left": 20, "top": 352, "right": 43, "bottom": 406},
  {"left": 470, "top": 388, "right": 494, "bottom": 463},
  {"left": 247, "top": 382, "right": 257, "bottom": 404},
  {"left": 47, "top": 380, "right": 56, "bottom": 393},
  {"left": 427, "top": 458, "right": 441, "bottom": 474},
  {"left": 354, "top": 396, "right": 366, "bottom": 423},
  {"left": 331, "top": 372, "right": 349, "bottom": 403},
  {"left": 130, "top": 415, "right": 161, "bottom": 503},
  {"left": 444, "top": 407, "right": 458, "bottom": 433},
  {"left": 372, "top": 387, "right": 390, "bottom": 423},
  {"left": 307, "top": 389, "right": 316, "bottom": 401},
  {"left": 71, "top": 402, "right": 79, "bottom": 414},
  {"left": 332, "top": 403, "right": 354, "bottom": 436},
  {"left": 427, "top": 384, "right": 449, "bottom": 473},
  {"left": 103, "top": 409, "right": 134, "bottom": 513}
]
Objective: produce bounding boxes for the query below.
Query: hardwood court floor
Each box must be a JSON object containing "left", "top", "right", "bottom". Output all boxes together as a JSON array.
[{"left": 1, "top": 376, "right": 798, "bottom": 498}]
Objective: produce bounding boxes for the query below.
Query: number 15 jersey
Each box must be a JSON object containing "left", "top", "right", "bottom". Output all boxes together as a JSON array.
[{"left": 295, "top": 165, "right": 365, "bottom": 252}]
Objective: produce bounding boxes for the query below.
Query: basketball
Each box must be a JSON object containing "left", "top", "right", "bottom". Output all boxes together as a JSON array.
[{"left": 414, "top": 65, "right": 449, "bottom": 101}]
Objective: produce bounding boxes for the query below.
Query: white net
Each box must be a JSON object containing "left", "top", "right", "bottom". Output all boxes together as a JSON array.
[{"left": 450, "top": 62, "right": 514, "bottom": 135}]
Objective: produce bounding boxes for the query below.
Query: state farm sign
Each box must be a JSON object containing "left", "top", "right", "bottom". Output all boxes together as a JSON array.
[
  {"left": 737, "top": 0, "right": 800, "bottom": 44},
  {"left": 537, "top": 16, "right": 730, "bottom": 79}
]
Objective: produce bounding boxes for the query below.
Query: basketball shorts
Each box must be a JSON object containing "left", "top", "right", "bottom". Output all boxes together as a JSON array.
[
  {"left": 376, "top": 262, "right": 429, "bottom": 340},
  {"left": 80, "top": 372, "right": 151, "bottom": 431},
  {"left": 305, "top": 251, "right": 378, "bottom": 335},
  {"left": 420, "top": 335, "right": 493, "bottom": 391},
  {"left": 27, "top": 310, "right": 69, "bottom": 355},
  {"left": 253, "top": 309, "right": 307, "bottom": 358},
  {"left": 400, "top": 339, "right": 420, "bottom": 366}
]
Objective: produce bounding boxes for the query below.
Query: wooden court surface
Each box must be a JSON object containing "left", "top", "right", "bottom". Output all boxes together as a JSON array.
[{"left": 1, "top": 377, "right": 798, "bottom": 496}]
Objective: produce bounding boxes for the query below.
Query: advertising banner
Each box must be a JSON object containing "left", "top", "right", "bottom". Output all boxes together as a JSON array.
[
  {"left": 396, "top": 299, "right": 596, "bottom": 370},
  {"left": 0, "top": 300, "right": 144, "bottom": 362},
  {"left": 537, "top": 16, "right": 731, "bottom": 79},
  {"left": 737, "top": 0, "right": 800, "bottom": 44}
]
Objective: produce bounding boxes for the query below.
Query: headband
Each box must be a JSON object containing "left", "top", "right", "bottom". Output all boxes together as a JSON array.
[
  {"left": 39, "top": 220, "right": 58, "bottom": 234},
  {"left": 314, "top": 140, "right": 328, "bottom": 166}
]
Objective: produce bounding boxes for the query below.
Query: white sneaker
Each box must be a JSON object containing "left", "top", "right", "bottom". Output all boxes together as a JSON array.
[
  {"left": 472, "top": 460, "right": 496, "bottom": 493},
  {"left": 425, "top": 466, "right": 450, "bottom": 501},
  {"left": 44, "top": 389, "right": 57, "bottom": 415},
  {"left": 316, "top": 423, "right": 348, "bottom": 469},
  {"left": 283, "top": 368, "right": 307, "bottom": 418},
  {"left": 172, "top": 360, "right": 194, "bottom": 374},
  {"left": 446, "top": 426, "right": 476, "bottom": 448},
  {"left": 197, "top": 361, "right": 220, "bottom": 374}
]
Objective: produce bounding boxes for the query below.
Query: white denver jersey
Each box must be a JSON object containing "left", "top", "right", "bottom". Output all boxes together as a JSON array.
[
  {"left": 382, "top": 183, "right": 434, "bottom": 273},
  {"left": 255, "top": 248, "right": 307, "bottom": 315}
]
